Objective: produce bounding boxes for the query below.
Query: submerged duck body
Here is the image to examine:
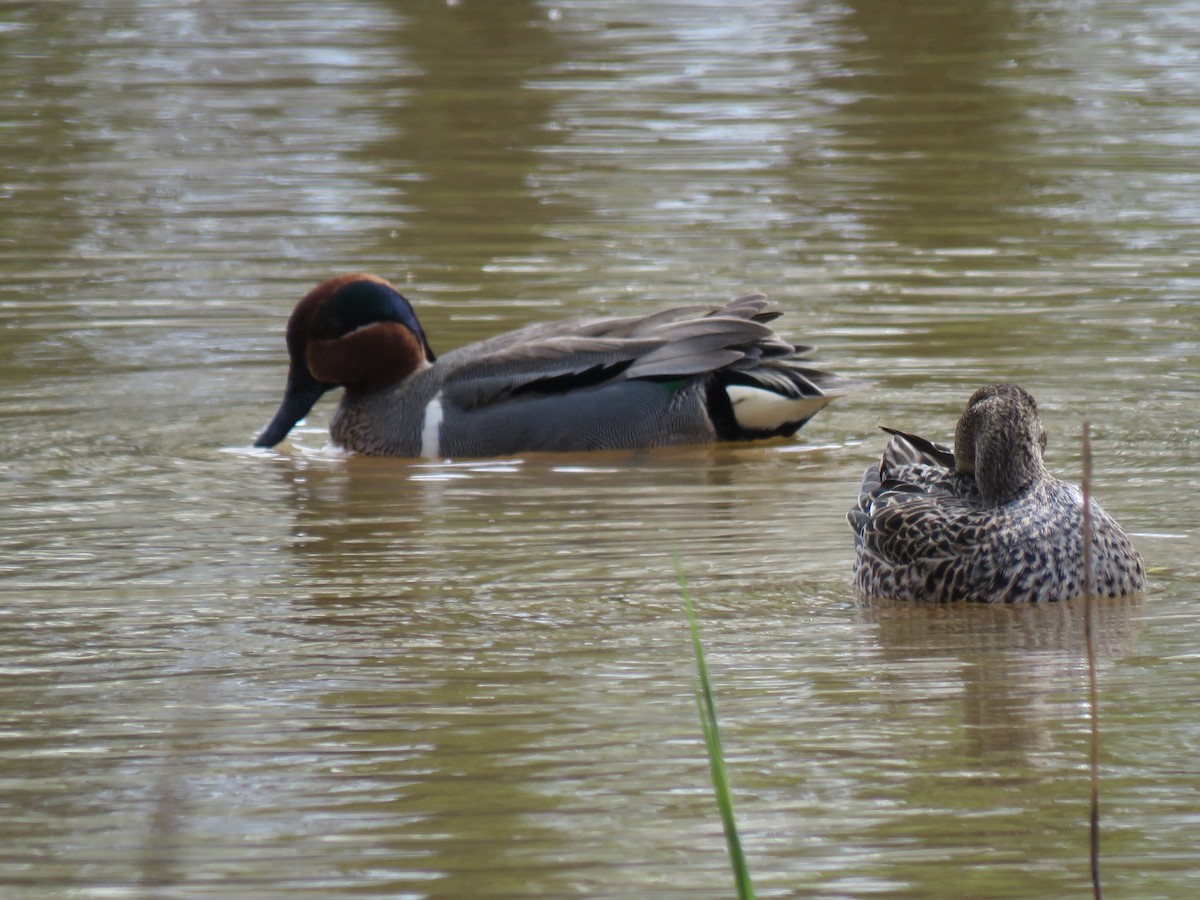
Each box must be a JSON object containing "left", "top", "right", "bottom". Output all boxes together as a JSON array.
[
  {"left": 848, "top": 384, "right": 1145, "bottom": 603},
  {"left": 255, "top": 274, "right": 851, "bottom": 459}
]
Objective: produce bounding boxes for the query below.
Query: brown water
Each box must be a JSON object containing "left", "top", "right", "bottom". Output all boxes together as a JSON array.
[{"left": 2, "top": 1, "right": 1197, "bottom": 897}]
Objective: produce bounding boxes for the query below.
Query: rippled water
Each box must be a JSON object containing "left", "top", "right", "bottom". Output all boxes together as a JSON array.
[{"left": 1, "top": 1, "right": 1197, "bottom": 897}]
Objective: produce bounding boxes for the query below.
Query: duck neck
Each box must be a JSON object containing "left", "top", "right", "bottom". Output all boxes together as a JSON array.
[
  {"left": 953, "top": 385, "right": 1048, "bottom": 507},
  {"left": 974, "top": 430, "right": 1045, "bottom": 506}
]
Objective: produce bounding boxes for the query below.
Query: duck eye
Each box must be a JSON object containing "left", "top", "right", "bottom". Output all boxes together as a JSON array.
[{"left": 310, "top": 309, "right": 346, "bottom": 341}]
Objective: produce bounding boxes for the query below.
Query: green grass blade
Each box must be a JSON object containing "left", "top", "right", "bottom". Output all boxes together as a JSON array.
[{"left": 676, "top": 556, "right": 755, "bottom": 900}]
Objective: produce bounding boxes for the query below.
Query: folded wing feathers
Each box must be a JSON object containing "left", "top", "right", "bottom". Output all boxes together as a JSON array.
[
  {"left": 624, "top": 318, "right": 774, "bottom": 379},
  {"left": 879, "top": 428, "right": 957, "bottom": 471},
  {"left": 442, "top": 294, "right": 833, "bottom": 408},
  {"left": 443, "top": 336, "right": 659, "bottom": 408},
  {"left": 598, "top": 304, "right": 725, "bottom": 336},
  {"left": 625, "top": 346, "right": 748, "bottom": 379},
  {"left": 851, "top": 429, "right": 982, "bottom": 569},
  {"left": 647, "top": 316, "right": 774, "bottom": 342}
]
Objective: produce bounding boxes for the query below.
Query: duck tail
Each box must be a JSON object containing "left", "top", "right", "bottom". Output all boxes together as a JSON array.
[{"left": 710, "top": 360, "right": 860, "bottom": 440}]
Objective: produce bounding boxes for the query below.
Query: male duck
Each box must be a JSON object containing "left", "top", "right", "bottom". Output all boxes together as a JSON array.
[
  {"left": 255, "top": 274, "right": 852, "bottom": 458},
  {"left": 848, "top": 383, "right": 1145, "bottom": 603}
]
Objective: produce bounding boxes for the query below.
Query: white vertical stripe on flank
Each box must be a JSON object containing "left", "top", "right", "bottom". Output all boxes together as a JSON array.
[{"left": 420, "top": 393, "right": 444, "bottom": 458}]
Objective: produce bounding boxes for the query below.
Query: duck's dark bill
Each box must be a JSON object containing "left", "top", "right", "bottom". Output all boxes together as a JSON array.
[{"left": 254, "top": 372, "right": 331, "bottom": 448}]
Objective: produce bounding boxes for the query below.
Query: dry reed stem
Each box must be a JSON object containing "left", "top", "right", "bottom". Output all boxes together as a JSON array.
[{"left": 1081, "top": 422, "right": 1102, "bottom": 900}]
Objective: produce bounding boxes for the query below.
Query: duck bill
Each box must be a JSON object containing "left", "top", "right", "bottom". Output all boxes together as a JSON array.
[{"left": 254, "top": 367, "right": 332, "bottom": 448}]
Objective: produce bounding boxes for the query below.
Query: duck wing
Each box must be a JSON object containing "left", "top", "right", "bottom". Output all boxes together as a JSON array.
[
  {"left": 850, "top": 429, "right": 981, "bottom": 565},
  {"left": 878, "top": 426, "right": 957, "bottom": 470},
  {"left": 857, "top": 484, "right": 980, "bottom": 562},
  {"left": 437, "top": 296, "right": 812, "bottom": 411}
]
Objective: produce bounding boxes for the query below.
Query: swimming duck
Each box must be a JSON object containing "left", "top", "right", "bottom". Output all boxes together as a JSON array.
[
  {"left": 255, "top": 274, "right": 852, "bottom": 458},
  {"left": 848, "top": 383, "right": 1145, "bottom": 602}
]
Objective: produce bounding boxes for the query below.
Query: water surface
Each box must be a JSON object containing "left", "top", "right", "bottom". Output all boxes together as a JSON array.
[{"left": 1, "top": 1, "right": 1197, "bottom": 897}]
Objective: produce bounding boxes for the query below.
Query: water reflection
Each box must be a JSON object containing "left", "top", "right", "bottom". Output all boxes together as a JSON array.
[
  {"left": 0, "top": 7, "right": 97, "bottom": 269},
  {"left": 859, "top": 596, "right": 1140, "bottom": 761},
  {"left": 309, "top": 672, "right": 571, "bottom": 897},
  {"left": 352, "top": 1, "right": 577, "bottom": 310},
  {"left": 268, "top": 444, "right": 839, "bottom": 595},
  {"left": 0, "top": 0, "right": 1196, "bottom": 896},
  {"left": 822, "top": 0, "right": 1046, "bottom": 251}
]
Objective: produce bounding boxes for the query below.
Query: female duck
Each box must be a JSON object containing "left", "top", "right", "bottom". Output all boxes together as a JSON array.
[
  {"left": 848, "top": 383, "right": 1145, "bottom": 602},
  {"left": 255, "top": 274, "right": 851, "bottom": 458}
]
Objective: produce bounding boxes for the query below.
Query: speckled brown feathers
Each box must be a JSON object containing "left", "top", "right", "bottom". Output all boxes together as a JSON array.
[{"left": 849, "top": 384, "right": 1146, "bottom": 603}]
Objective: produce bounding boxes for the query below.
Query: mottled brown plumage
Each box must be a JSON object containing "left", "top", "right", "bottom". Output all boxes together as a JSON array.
[{"left": 849, "top": 384, "right": 1146, "bottom": 602}]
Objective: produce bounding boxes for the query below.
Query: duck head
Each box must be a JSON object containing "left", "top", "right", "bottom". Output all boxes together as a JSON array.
[
  {"left": 254, "top": 274, "right": 435, "bottom": 448},
  {"left": 953, "top": 382, "right": 1049, "bottom": 505}
]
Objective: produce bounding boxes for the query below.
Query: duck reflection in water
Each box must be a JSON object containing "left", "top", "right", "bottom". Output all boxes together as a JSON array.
[{"left": 859, "top": 594, "right": 1140, "bottom": 761}]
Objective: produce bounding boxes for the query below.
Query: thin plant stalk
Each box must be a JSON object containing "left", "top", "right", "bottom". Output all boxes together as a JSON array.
[
  {"left": 676, "top": 557, "right": 755, "bottom": 900},
  {"left": 1081, "top": 422, "right": 1102, "bottom": 900}
]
